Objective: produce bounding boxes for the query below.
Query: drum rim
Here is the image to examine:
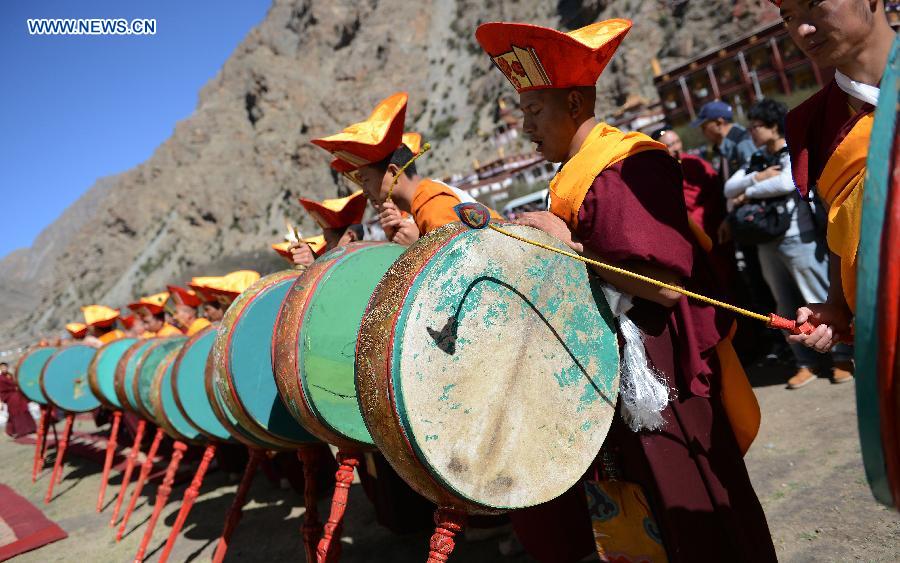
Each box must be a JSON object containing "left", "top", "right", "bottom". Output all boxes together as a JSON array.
[
  {"left": 114, "top": 339, "right": 157, "bottom": 415},
  {"left": 87, "top": 337, "right": 137, "bottom": 410},
  {"left": 131, "top": 337, "right": 186, "bottom": 422},
  {"left": 213, "top": 269, "right": 316, "bottom": 449},
  {"left": 150, "top": 348, "right": 200, "bottom": 444},
  {"left": 274, "top": 242, "right": 394, "bottom": 450},
  {"left": 14, "top": 345, "right": 57, "bottom": 405},
  {"left": 39, "top": 344, "right": 99, "bottom": 413},
  {"left": 171, "top": 326, "right": 232, "bottom": 443}
]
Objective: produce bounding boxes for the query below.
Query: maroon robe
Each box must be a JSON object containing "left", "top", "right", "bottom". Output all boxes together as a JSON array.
[
  {"left": 1, "top": 372, "right": 36, "bottom": 438},
  {"left": 510, "top": 151, "right": 775, "bottom": 562},
  {"left": 680, "top": 153, "right": 725, "bottom": 242}
]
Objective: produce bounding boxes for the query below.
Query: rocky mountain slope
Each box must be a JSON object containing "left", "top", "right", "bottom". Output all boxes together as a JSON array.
[{"left": 0, "top": 0, "right": 778, "bottom": 346}]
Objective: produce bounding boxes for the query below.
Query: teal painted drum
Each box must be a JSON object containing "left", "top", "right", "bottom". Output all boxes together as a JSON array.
[
  {"left": 15, "top": 347, "right": 57, "bottom": 405},
  {"left": 274, "top": 242, "right": 406, "bottom": 450},
  {"left": 212, "top": 270, "right": 318, "bottom": 449},
  {"left": 88, "top": 338, "right": 138, "bottom": 409},
  {"left": 151, "top": 349, "right": 200, "bottom": 443},
  {"left": 40, "top": 345, "right": 99, "bottom": 413},
  {"left": 115, "top": 339, "right": 157, "bottom": 413},
  {"left": 133, "top": 338, "right": 186, "bottom": 421},
  {"left": 172, "top": 327, "right": 231, "bottom": 442},
  {"left": 356, "top": 223, "right": 620, "bottom": 513}
]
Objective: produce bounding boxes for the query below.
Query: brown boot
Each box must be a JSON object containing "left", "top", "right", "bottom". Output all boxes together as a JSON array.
[
  {"left": 787, "top": 367, "right": 817, "bottom": 389},
  {"left": 831, "top": 361, "right": 855, "bottom": 384}
]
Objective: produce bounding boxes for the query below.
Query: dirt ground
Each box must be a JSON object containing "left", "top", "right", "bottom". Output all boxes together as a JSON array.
[{"left": 2, "top": 364, "right": 899, "bottom": 562}]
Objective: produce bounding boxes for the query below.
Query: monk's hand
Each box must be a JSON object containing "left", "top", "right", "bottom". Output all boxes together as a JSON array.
[
  {"left": 392, "top": 218, "right": 420, "bottom": 246},
  {"left": 515, "top": 211, "right": 583, "bottom": 253},
  {"left": 787, "top": 303, "right": 853, "bottom": 352},
  {"left": 289, "top": 241, "right": 315, "bottom": 267},
  {"left": 378, "top": 201, "right": 404, "bottom": 239},
  {"left": 754, "top": 165, "right": 782, "bottom": 182}
]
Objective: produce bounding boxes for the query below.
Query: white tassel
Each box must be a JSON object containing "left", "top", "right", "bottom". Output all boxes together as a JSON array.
[{"left": 617, "top": 314, "right": 672, "bottom": 432}]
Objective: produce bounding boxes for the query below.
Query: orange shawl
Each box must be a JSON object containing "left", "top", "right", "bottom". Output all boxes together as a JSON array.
[{"left": 818, "top": 113, "right": 873, "bottom": 312}]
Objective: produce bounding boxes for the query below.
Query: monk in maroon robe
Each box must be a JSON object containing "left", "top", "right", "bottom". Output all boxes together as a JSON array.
[{"left": 1, "top": 362, "right": 36, "bottom": 438}]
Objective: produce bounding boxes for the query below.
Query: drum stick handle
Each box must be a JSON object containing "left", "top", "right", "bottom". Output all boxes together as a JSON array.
[
  {"left": 767, "top": 314, "right": 816, "bottom": 335},
  {"left": 386, "top": 143, "right": 431, "bottom": 202}
]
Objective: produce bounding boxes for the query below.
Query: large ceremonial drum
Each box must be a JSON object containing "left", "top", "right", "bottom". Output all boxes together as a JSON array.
[
  {"left": 88, "top": 338, "right": 138, "bottom": 409},
  {"left": 210, "top": 270, "right": 318, "bottom": 450},
  {"left": 356, "top": 223, "right": 620, "bottom": 513},
  {"left": 150, "top": 350, "right": 201, "bottom": 443},
  {"left": 274, "top": 242, "right": 406, "bottom": 449},
  {"left": 15, "top": 346, "right": 58, "bottom": 405},
  {"left": 114, "top": 339, "right": 159, "bottom": 414},
  {"left": 133, "top": 337, "right": 186, "bottom": 420},
  {"left": 857, "top": 35, "right": 900, "bottom": 510},
  {"left": 40, "top": 345, "right": 100, "bottom": 413},
  {"left": 172, "top": 327, "right": 232, "bottom": 442}
]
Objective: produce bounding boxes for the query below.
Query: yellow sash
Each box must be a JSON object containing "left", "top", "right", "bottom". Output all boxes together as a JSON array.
[
  {"left": 187, "top": 317, "right": 212, "bottom": 336},
  {"left": 817, "top": 113, "right": 873, "bottom": 312},
  {"left": 98, "top": 329, "right": 125, "bottom": 344},
  {"left": 549, "top": 122, "right": 666, "bottom": 228}
]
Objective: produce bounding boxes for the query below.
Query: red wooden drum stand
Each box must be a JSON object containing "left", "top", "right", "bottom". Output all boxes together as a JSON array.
[
  {"left": 43, "top": 413, "right": 74, "bottom": 504},
  {"left": 426, "top": 508, "right": 467, "bottom": 563},
  {"left": 117, "top": 426, "right": 165, "bottom": 541},
  {"left": 211, "top": 448, "right": 264, "bottom": 563},
  {"left": 317, "top": 450, "right": 359, "bottom": 563},
  {"left": 157, "top": 443, "right": 217, "bottom": 563},
  {"left": 32, "top": 406, "right": 50, "bottom": 482},
  {"left": 96, "top": 410, "right": 122, "bottom": 511},
  {"left": 134, "top": 440, "right": 188, "bottom": 562},
  {"left": 110, "top": 418, "right": 146, "bottom": 526}
]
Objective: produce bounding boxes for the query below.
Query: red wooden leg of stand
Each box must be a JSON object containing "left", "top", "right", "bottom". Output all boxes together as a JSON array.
[
  {"left": 296, "top": 448, "right": 323, "bottom": 563},
  {"left": 44, "top": 413, "right": 74, "bottom": 504},
  {"left": 158, "top": 443, "right": 217, "bottom": 563},
  {"left": 117, "top": 427, "right": 165, "bottom": 541},
  {"left": 96, "top": 410, "right": 122, "bottom": 512},
  {"left": 32, "top": 406, "right": 48, "bottom": 483},
  {"left": 425, "top": 507, "right": 467, "bottom": 563},
  {"left": 110, "top": 419, "right": 146, "bottom": 527},
  {"left": 134, "top": 441, "right": 187, "bottom": 562},
  {"left": 317, "top": 450, "right": 359, "bottom": 563},
  {"left": 211, "top": 448, "right": 263, "bottom": 563}
]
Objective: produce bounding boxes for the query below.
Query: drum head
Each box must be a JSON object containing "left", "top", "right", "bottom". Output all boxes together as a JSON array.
[
  {"left": 357, "top": 223, "right": 619, "bottom": 512},
  {"left": 88, "top": 338, "right": 137, "bottom": 409},
  {"left": 115, "top": 340, "right": 157, "bottom": 413},
  {"left": 172, "top": 328, "right": 231, "bottom": 442},
  {"left": 41, "top": 345, "right": 99, "bottom": 413},
  {"left": 213, "top": 270, "right": 317, "bottom": 449},
  {"left": 15, "top": 347, "right": 57, "bottom": 404},
  {"left": 134, "top": 338, "right": 186, "bottom": 420},
  {"left": 274, "top": 242, "right": 405, "bottom": 449},
  {"left": 151, "top": 349, "right": 200, "bottom": 443}
]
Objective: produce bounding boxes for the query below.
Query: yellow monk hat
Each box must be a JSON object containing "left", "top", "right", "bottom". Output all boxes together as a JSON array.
[
  {"left": 311, "top": 92, "right": 408, "bottom": 170},
  {"left": 402, "top": 132, "right": 422, "bottom": 154},
  {"left": 81, "top": 305, "right": 120, "bottom": 328},
  {"left": 298, "top": 190, "right": 367, "bottom": 230},
  {"left": 127, "top": 292, "right": 170, "bottom": 316},
  {"left": 191, "top": 270, "right": 261, "bottom": 307},
  {"left": 166, "top": 285, "right": 203, "bottom": 308},
  {"left": 271, "top": 235, "right": 328, "bottom": 261},
  {"left": 475, "top": 19, "right": 631, "bottom": 92},
  {"left": 66, "top": 322, "right": 88, "bottom": 339}
]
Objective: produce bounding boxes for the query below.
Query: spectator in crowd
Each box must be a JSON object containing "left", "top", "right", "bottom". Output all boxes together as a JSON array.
[
  {"left": 724, "top": 99, "right": 853, "bottom": 387},
  {"left": 693, "top": 100, "right": 757, "bottom": 180},
  {"left": 0, "top": 361, "right": 36, "bottom": 437}
]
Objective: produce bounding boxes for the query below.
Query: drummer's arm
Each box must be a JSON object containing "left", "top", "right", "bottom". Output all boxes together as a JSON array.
[{"left": 582, "top": 252, "right": 683, "bottom": 308}]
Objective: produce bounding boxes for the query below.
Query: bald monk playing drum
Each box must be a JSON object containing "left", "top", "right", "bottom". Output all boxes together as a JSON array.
[
  {"left": 776, "top": 0, "right": 894, "bottom": 354},
  {"left": 311, "top": 93, "right": 497, "bottom": 240},
  {"left": 476, "top": 18, "right": 774, "bottom": 562},
  {"left": 167, "top": 285, "right": 211, "bottom": 336}
]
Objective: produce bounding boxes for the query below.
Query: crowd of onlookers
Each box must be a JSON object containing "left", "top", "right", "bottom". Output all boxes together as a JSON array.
[{"left": 653, "top": 99, "right": 853, "bottom": 389}]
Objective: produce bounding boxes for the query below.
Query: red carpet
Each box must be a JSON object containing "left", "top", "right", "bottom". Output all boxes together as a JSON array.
[{"left": 0, "top": 484, "right": 67, "bottom": 561}]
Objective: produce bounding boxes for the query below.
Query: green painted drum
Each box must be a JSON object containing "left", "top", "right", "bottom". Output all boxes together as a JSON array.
[
  {"left": 172, "top": 328, "right": 231, "bottom": 442},
  {"left": 212, "top": 270, "right": 318, "bottom": 449},
  {"left": 15, "top": 347, "right": 57, "bottom": 405},
  {"left": 357, "top": 223, "right": 620, "bottom": 513},
  {"left": 133, "top": 337, "right": 186, "bottom": 420},
  {"left": 274, "top": 242, "right": 406, "bottom": 450},
  {"left": 856, "top": 35, "right": 900, "bottom": 509},
  {"left": 151, "top": 350, "right": 200, "bottom": 443},
  {"left": 88, "top": 338, "right": 138, "bottom": 409},
  {"left": 115, "top": 340, "right": 157, "bottom": 413},
  {"left": 40, "top": 345, "right": 99, "bottom": 413}
]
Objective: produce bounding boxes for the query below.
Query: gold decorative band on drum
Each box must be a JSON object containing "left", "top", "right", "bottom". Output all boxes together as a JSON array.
[{"left": 356, "top": 222, "right": 620, "bottom": 513}]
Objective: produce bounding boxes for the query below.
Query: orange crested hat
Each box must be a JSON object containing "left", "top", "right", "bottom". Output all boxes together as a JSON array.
[
  {"left": 189, "top": 271, "right": 260, "bottom": 307},
  {"left": 475, "top": 19, "right": 632, "bottom": 92},
  {"left": 66, "top": 322, "right": 87, "bottom": 339},
  {"left": 81, "top": 305, "right": 120, "bottom": 328},
  {"left": 166, "top": 285, "right": 202, "bottom": 308},
  {"left": 271, "top": 235, "right": 328, "bottom": 261},
  {"left": 298, "top": 190, "right": 367, "bottom": 230},
  {"left": 311, "top": 92, "right": 408, "bottom": 171},
  {"left": 120, "top": 315, "right": 137, "bottom": 330},
  {"left": 402, "top": 133, "right": 422, "bottom": 154},
  {"left": 127, "top": 292, "right": 170, "bottom": 316}
]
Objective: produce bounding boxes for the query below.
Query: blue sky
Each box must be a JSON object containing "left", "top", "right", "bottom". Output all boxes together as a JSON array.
[{"left": 0, "top": 1, "right": 271, "bottom": 258}]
